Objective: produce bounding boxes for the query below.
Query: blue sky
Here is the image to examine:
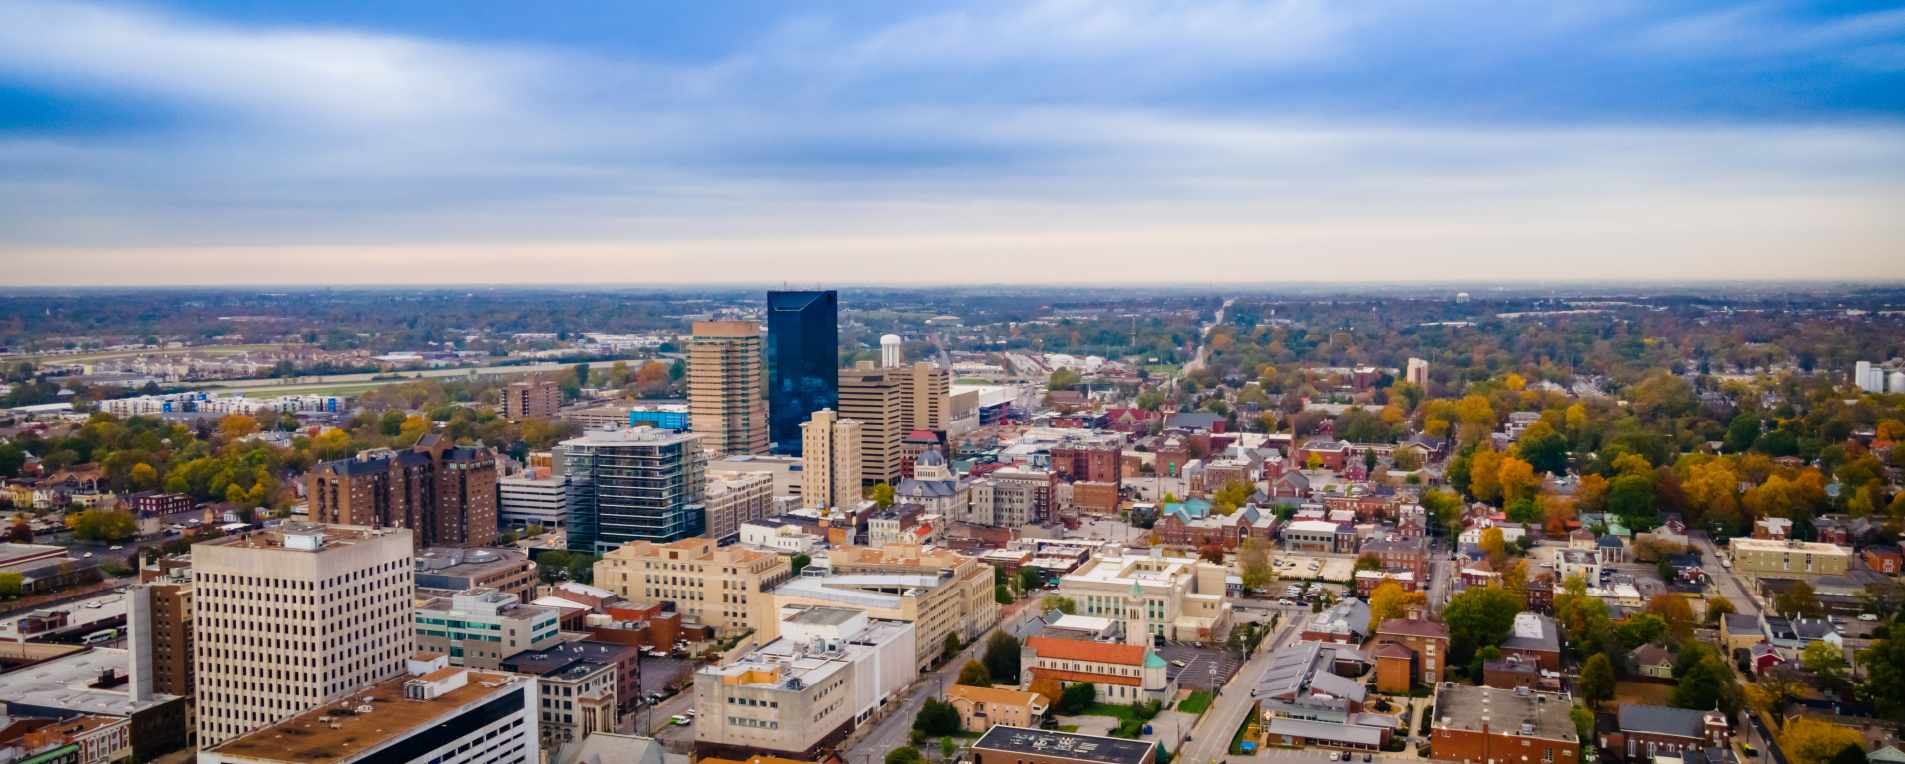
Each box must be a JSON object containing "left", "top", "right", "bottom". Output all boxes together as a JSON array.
[{"left": 1, "top": 0, "right": 1901, "bottom": 284}]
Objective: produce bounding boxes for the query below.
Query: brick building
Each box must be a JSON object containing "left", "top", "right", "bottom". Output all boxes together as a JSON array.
[
  {"left": 1602, "top": 704, "right": 1730, "bottom": 760},
  {"left": 973, "top": 727, "right": 1156, "bottom": 764},
  {"left": 306, "top": 435, "right": 500, "bottom": 548},
  {"left": 1359, "top": 536, "right": 1426, "bottom": 581},
  {"left": 501, "top": 374, "right": 561, "bottom": 420},
  {"left": 133, "top": 493, "right": 195, "bottom": 517},
  {"left": 1071, "top": 481, "right": 1121, "bottom": 515},
  {"left": 1431, "top": 685, "right": 1579, "bottom": 764},
  {"left": 1051, "top": 436, "right": 1124, "bottom": 486},
  {"left": 1371, "top": 604, "right": 1448, "bottom": 690}
]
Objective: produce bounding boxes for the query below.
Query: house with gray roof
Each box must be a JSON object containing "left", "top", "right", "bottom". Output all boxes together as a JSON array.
[{"left": 1609, "top": 704, "right": 1729, "bottom": 760}]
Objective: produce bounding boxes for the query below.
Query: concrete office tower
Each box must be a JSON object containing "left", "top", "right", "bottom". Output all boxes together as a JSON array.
[
  {"left": 801, "top": 409, "right": 862, "bottom": 509},
  {"left": 1406, "top": 358, "right": 1429, "bottom": 386},
  {"left": 838, "top": 362, "right": 905, "bottom": 485},
  {"left": 562, "top": 426, "right": 708, "bottom": 553},
  {"left": 501, "top": 374, "right": 561, "bottom": 420},
  {"left": 690, "top": 320, "right": 769, "bottom": 455},
  {"left": 192, "top": 524, "right": 416, "bottom": 747},
  {"left": 881, "top": 334, "right": 904, "bottom": 368},
  {"left": 767, "top": 290, "right": 838, "bottom": 457},
  {"left": 898, "top": 362, "right": 951, "bottom": 434},
  {"left": 306, "top": 435, "right": 499, "bottom": 548}
]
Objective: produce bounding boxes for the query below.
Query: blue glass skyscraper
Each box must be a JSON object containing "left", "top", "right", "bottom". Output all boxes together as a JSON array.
[{"left": 767, "top": 290, "right": 838, "bottom": 456}]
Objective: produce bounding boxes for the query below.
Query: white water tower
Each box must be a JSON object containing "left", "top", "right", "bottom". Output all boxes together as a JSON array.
[{"left": 881, "top": 334, "right": 903, "bottom": 368}]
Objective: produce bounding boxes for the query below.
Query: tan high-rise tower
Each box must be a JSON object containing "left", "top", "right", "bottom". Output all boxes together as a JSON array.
[
  {"left": 689, "top": 321, "right": 768, "bottom": 455},
  {"left": 801, "top": 409, "right": 862, "bottom": 509},
  {"left": 838, "top": 361, "right": 904, "bottom": 485},
  {"left": 898, "top": 362, "right": 951, "bottom": 433}
]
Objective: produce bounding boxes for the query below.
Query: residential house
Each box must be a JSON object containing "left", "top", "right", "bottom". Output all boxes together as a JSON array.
[
  {"left": 1627, "top": 644, "right": 1674, "bottom": 679},
  {"left": 947, "top": 686, "right": 1050, "bottom": 733}
]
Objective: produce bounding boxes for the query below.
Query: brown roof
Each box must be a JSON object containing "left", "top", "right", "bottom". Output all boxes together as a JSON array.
[
  {"left": 1025, "top": 636, "right": 1147, "bottom": 666},
  {"left": 208, "top": 670, "right": 523, "bottom": 763},
  {"left": 948, "top": 684, "right": 1051, "bottom": 709},
  {"left": 1374, "top": 642, "right": 1416, "bottom": 660},
  {"left": 1376, "top": 618, "right": 1450, "bottom": 639}
]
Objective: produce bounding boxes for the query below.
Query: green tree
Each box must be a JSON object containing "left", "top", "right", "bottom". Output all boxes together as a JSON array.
[
  {"left": 1609, "top": 474, "right": 1655, "bottom": 522},
  {"left": 1017, "top": 565, "right": 1044, "bottom": 593},
  {"left": 70, "top": 510, "right": 137, "bottom": 542},
  {"left": 943, "top": 630, "right": 962, "bottom": 659},
  {"left": 995, "top": 584, "right": 1014, "bottom": 605},
  {"left": 1707, "top": 596, "right": 1737, "bottom": 625},
  {"left": 1579, "top": 654, "right": 1616, "bottom": 707},
  {"left": 1776, "top": 581, "right": 1826, "bottom": 619},
  {"left": 1443, "top": 587, "right": 1522, "bottom": 662},
  {"left": 887, "top": 747, "right": 925, "bottom": 764},
  {"left": 1861, "top": 637, "right": 1905, "bottom": 714},
  {"left": 1353, "top": 553, "right": 1383, "bottom": 573},
  {"left": 941, "top": 736, "right": 957, "bottom": 761},
  {"left": 913, "top": 699, "right": 960, "bottom": 736},
  {"left": 1057, "top": 681, "right": 1097, "bottom": 714},
  {"left": 0, "top": 572, "right": 22, "bottom": 597},
  {"left": 1802, "top": 642, "right": 1846, "bottom": 683},
  {"left": 866, "top": 482, "right": 896, "bottom": 508},
  {"left": 1042, "top": 595, "right": 1077, "bottom": 615},
  {"left": 1618, "top": 614, "right": 1669, "bottom": 649},
  {"left": 1669, "top": 661, "right": 1723, "bottom": 710},
  {"left": 957, "top": 660, "right": 993, "bottom": 687},
  {"left": 983, "top": 631, "right": 1022, "bottom": 684},
  {"left": 791, "top": 554, "right": 812, "bottom": 575}
]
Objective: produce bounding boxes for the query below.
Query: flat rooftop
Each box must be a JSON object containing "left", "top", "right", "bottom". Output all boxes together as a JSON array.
[
  {"left": 1434, "top": 684, "right": 1577, "bottom": 742},
  {"left": 783, "top": 606, "right": 862, "bottom": 626},
  {"left": 199, "top": 522, "right": 402, "bottom": 552},
  {"left": 0, "top": 647, "right": 179, "bottom": 716},
  {"left": 1729, "top": 538, "right": 1847, "bottom": 554},
  {"left": 974, "top": 725, "right": 1155, "bottom": 764},
  {"left": 206, "top": 670, "right": 524, "bottom": 764}
]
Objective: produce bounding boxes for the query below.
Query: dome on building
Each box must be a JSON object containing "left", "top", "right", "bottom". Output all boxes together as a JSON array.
[
  {"left": 916, "top": 448, "right": 946, "bottom": 468},
  {"left": 881, "top": 334, "right": 902, "bottom": 345}
]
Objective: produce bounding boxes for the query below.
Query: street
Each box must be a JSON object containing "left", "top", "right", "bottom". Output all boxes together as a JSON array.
[
  {"left": 1175, "top": 619, "right": 1294, "bottom": 764},
  {"left": 840, "top": 632, "right": 995, "bottom": 764},
  {"left": 1688, "top": 531, "right": 1760, "bottom": 616}
]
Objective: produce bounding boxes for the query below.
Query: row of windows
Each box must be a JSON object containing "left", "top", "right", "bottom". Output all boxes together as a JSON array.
[{"left": 729, "top": 717, "right": 779, "bottom": 729}]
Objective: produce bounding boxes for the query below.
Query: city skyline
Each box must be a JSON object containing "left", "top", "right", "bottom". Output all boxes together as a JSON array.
[{"left": 0, "top": 0, "right": 1901, "bottom": 284}]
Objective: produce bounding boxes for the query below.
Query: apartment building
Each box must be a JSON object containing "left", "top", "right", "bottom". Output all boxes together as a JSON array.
[
  {"left": 306, "top": 435, "right": 500, "bottom": 548},
  {"left": 694, "top": 606, "right": 914, "bottom": 761},
  {"left": 191, "top": 524, "right": 416, "bottom": 748},
  {"left": 801, "top": 409, "right": 863, "bottom": 509},
  {"left": 839, "top": 362, "right": 906, "bottom": 485},
  {"left": 706, "top": 454, "right": 804, "bottom": 500},
  {"left": 1371, "top": 604, "right": 1448, "bottom": 690},
  {"left": 593, "top": 538, "right": 794, "bottom": 637},
  {"left": 501, "top": 641, "right": 640, "bottom": 748},
  {"left": 966, "top": 468, "right": 1056, "bottom": 526},
  {"left": 501, "top": 374, "right": 561, "bottom": 420},
  {"left": 562, "top": 426, "right": 708, "bottom": 552},
  {"left": 689, "top": 320, "right": 769, "bottom": 455},
  {"left": 414, "top": 588, "right": 563, "bottom": 669},
  {"left": 196, "top": 659, "right": 536, "bottom": 764},
  {"left": 1050, "top": 433, "right": 1125, "bottom": 485},
  {"left": 704, "top": 469, "right": 775, "bottom": 542},
  {"left": 498, "top": 469, "right": 575, "bottom": 531},
  {"left": 138, "top": 579, "right": 194, "bottom": 697},
  {"left": 769, "top": 544, "right": 998, "bottom": 670},
  {"left": 1055, "top": 547, "right": 1232, "bottom": 643}
]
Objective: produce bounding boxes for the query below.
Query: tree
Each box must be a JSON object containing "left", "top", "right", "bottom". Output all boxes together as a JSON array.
[
  {"left": 1829, "top": 744, "right": 1870, "bottom": 764},
  {"left": 791, "top": 554, "right": 811, "bottom": 575},
  {"left": 1198, "top": 544, "right": 1224, "bottom": 565},
  {"left": 957, "top": 660, "right": 993, "bottom": 687},
  {"left": 912, "top": 700, "right": 959, "bottom": 740},
  {"left": 1042, "top": 596, "right": 1077, "bottom": 615},
  {"left": 941, "top": 737, "right": 957, "bottom": 761},
  {"left": 1750, "top": 667, "right": 1809, "bottom": 719},
  {"left": 1443, "top": 587, "right": 1522, "bottom": 662},
  {"left": 1370, "top": 581, "right": 1428, "bottom": 626},
  {"left": 1478, "top": 527, "right": 1507, "bottom": 566},
  {"left": 1057, "top": 681, "right": 1097, "bottom": 714},
  {"left": 866, "top": 483, "right": 896, "bottom": 509},
  {"left": 943, "top": 631, "right": 962, "bottom": 659},
  {"left": 1775, "top": 581, "right": 1826, "bottom": 619},
  {"left": 1018, "top": 565, "right": 1044, "bottom": 593},
  {"left": 7, "top": 517, "right": 31, "bottom": 544},
  {"left": 1668, "top": 660, "right": 1723, "bottom": 711},
  {"left": 1780, "top": 719, "right": 1866, "bottom": 764},
  {"left": 1520, "top": 421, "right": 1571, "bottom": 475},
  {"left": 0, "top": 572, "right": 22, "bottom": 598},
  {"left": 983, "top": 632, "right": 1022, "bottom": 684},
  {"left": 1579, "top": 654, "right": 1616, "bottom": 707},
  {"left": 1618, "top": 614, "right": 1669, "bottom": 649},
  {"left": 128, "top": 462, "right": 159, "bottom": 492},
  {"left": 1862, "top": 637, "right": 1905, "bottom": 714},
  {"left": 1029, "top": 676, "right": 1064, "bottom": 706},
  {"left": 1707, "top": 597, "right": 1737, "bottom": 625},
  {"left": 1802, "top": 642, "right": 1846, "bottom": 683},
  {"left": 1354, "top": 553, "right": 1383, "bottom": 573},
  {"left": 887, "top": 747, "right": 925, "bottom": 764},
  {"left": 1646, "top": 595, "right": 1696, "bottom": 638},
  {"left": 70, "top": 510, "right": 136, "bottom": 542},
  {"left": 996, "top": 584, "right": 1014, "bottom": 605},
  {"left": 1726, "top": 414, "right": 1762, "bottom": 453},
  {"left": 1238, "top": 539, "right": 1272, "bottom": 592}
]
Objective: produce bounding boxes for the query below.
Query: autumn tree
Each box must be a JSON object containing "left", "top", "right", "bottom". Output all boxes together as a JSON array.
[
  {"left": 1238, "top": 539, "right": 1273, "bottom": 593},
  {"left": 956, "top": 660, "right": 992, "bottom": 687},
  {"left": 1646, "top": 595, "right": 1696, "bottom": 638},
  {"left": 1470, "top": 449, "right": 1505, "bottom": 504},
  {"left": 1579, "top": 654, "right": 1616, "bottom": 708},
  {"left": 1706, "top": 597, "right": 1737, "bottom": 625},
  {"left": 1354, "top": 553, "right": 1383, "bottom": 573},
  {"left": 1780, "top": 719, "right": 1866, "bottom": 764},
  {"left": 1775, "top": 581, "right": 1826, "bottom": 619},
  {"left": 1802, "top": 642, "right": 1846, "bottom": 684},
  {"left": 1198, "top": 544, "right": 1225, "bottom": 564},
  {"left": 1478, "top": 527, "right": 1507, "bottom": 567},
  {"left": 1370, "top": 581, "right": 1428, "bottom": 626}
]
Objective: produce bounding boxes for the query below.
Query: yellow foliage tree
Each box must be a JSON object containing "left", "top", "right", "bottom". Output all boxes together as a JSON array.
[
  {"left": 1498, "top": 457, "right": 1539, "bottom": 503},
  {"left": 1479, "top": 527, "right": 1507, "bottom": 565},
  {"left": 1471, "top": 449, "right": 1505, "bottom": 504},
  {"left": 218, "top": 414, "right": 260, "bottom": 438},
  {"left": 129, "top": 463, "right": 159, "bottom": 492},
  {"left": 1780, "top": 718, "right": 1865, "bottom": 764},
  {"left": 1613, "top": 453, "right": 1654, "bottom": 478},
  {"left": 1458, "top": 396, "right": 1496, "bottom": 427},
  {"left": 1369, "top": 581, "right": 1428, "bottom": 626}
]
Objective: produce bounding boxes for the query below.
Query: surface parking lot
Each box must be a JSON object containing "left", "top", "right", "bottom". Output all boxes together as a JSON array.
[{"left": 1158, "top": 642, "right": 1243, "bottom": 689}]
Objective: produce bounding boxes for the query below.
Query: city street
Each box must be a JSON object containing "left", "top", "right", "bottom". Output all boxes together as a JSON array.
[
  {"left": 1689, "top": 532, "right": 1761, "bottom": 616},
  {"left": 840, "top": 632, "right": 995, "bottom": 764},
  {"left": 1175, "top": 620, "right": 1294, "bottom": 764}
]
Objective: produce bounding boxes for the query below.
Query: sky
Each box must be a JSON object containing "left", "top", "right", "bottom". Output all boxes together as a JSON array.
[{"left": 0, "top": 0, "right": 1902, "bottom": 285}]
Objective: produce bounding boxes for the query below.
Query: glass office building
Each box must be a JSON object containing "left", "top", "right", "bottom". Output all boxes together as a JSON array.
[
  {"left": 767, "top": 290, "right": 838, "bottom": 456},
  {"left": 561, "top": 426, "right": 707, "bottom": 553}
]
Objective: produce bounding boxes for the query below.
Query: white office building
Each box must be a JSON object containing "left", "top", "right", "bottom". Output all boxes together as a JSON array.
[{"left": 499, "top": 471, "right": 576, "bottom": 530}]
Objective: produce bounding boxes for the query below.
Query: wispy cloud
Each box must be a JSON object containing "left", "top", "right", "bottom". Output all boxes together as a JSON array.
[{"left": 0, "top": 0, "right": 1900, "bottom": 283}]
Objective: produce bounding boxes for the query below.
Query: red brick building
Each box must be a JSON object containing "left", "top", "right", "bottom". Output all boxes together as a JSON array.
[
  {"left": 1863, "top": 546, "right": 1903, "bottom": 575},
  {"left": 1051, "top": 438, "right": 1124, "bottom": 485},
  {"left": 1431, "top": 685, "right": 1581, "bottom": 764},
  {"left": 306, "top": 434, "right": 500, "bottom": 548},
  {"left": 134, "top": 492, "right": 195, "bottom": 517},
  {"left": 1372, "top": 605, "right": 1448, "bottom": 688},
  {"left": 1071, "top": 481, "right": 1121, "bottom": 515},
  {"left": 1603, "top": 704, "right": 1730, "bottom": 760},
  {"left": 1296, "top": 440, "right": 1350, "bottom": 470}
]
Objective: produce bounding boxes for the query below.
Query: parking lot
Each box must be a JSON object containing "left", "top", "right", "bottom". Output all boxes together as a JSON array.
[
  {"left": 1274, "top": 555, "right": 1355, "bottom": 583},
  {"left": 1157, "top": 642, "right": 1243, "bottom": 689}
]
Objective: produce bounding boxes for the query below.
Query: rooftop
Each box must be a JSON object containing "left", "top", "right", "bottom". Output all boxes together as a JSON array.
[
  {"left": 500, "top": 640, "right": 638, "bottom": 679},
  {"left": 1618, "top": 703, "right": 1719, "bottom": 739},
  {"left": 1729, "top": 538, "right": 1848, "bottom": 555},
  {"left": 0, "top": 647, "right": 180, "bottom": 717},
  {"left": 974, "top": 726, "right": 1156, "bottom": 764},
  {"left": 199, "top": 522, "right": 405, "bottom": 553},
  {"left": 1436, "top": 685, "right": 1578, "bottom": 742},
  {"left": 206, "top": 669, "right": 525, "bottom": 764}
]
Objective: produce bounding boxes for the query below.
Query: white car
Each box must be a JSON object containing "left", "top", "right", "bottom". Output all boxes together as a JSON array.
[
  {"left": 1860, "top": 614, "right": 1879, "bottom": 621},
  {"left": 109, "top": 546, "right": 123, "bottom": 551}
]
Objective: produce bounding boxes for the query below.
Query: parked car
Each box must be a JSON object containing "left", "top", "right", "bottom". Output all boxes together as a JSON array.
[{"left": 1860, "top": 614, "right": 1879, "bottom": 621}]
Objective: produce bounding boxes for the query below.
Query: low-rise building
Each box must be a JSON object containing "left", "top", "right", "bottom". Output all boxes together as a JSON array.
[
  {"left": 1371, "top": 605, "right": 1448, "bottom": 690},
  {"left": 948, "top": 686, "right": 1050, "bottom": 733},
  {"left": 770, "top": 544, "right": 998, "bottom": 669},
  {"left": 1284, "top": 520, "right": 1356, "bottom": 553},
  {"left": 1301, "top": 599, "right": 1372, "bottom": 645},
  {"left": 415, "top": 547, "right": 538, "bottom": 603},
  {"left": 20, "top": 716, "right": 128, "bottom": 764},
  {"left": 1499, "top": 613, "right": 1564, "bottom": 672},
  {"left": 1430, "top": 685, "right": 1579, "bottom": 764},
  {"left": 195, "top": 659, "right": 536, "bottom": 764},
  {"left": 694, "top": 608, "right": 915, "bottom": 761},
  {"left": 414, "top": 588, "right": 563, "bottom": 669},
  {"left": 1055, "top": 547, "right": 1231, "bottom": 643},
  {"left": 972, "top": 727, "right": 1156, "bottom": 764},
  {"left": 739, "top": 521, "right": 823, "bottom": 555},
  {"left": 0, "top": 647, "right": 189, "bottom": 761},
  {"left": 1020, "top": 636, "right": 1170, "bottom": 704},
  {"left": 594, "top": 538, "right": 794, "bottom": 637},
  {"left": 500, "top": 641, "right": 640, "bottom": 748},
  {"left": 1257, "top": 640, "right": 1387, "bottom": 751},
  {"left": 1729, "top": 538, "right": 1850, "bottom": 578},
  {"left": 1602, "top": 704, "right": 1730, "bottom": 760}
]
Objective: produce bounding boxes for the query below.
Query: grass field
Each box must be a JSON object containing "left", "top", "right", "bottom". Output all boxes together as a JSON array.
[
  {"left": 21, "top": 343, "right": 305, "bottom": 363},
  {"left": 1612, "top": 681, "right": 1674, "bottom": 708},
  {"left": 1177, "top": 690, "right": 1215, "bottom": 715}
]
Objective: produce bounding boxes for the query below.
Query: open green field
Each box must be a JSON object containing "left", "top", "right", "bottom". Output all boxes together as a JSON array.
[{"left": 21, "top": 343, "right": 306, "bottom": 363}]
